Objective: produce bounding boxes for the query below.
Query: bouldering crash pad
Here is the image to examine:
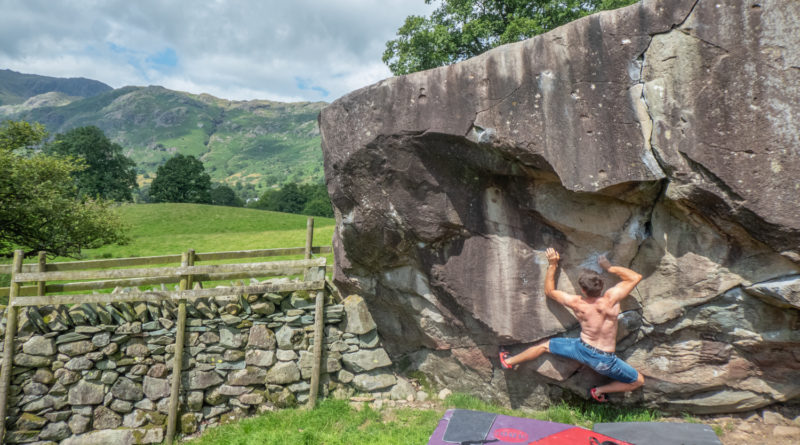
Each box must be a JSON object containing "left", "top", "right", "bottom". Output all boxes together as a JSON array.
[
  {"left": 593, "top": 422, "right": 723, "bottom": 445},
  {"left": 428, "top": 409, "right": 632, "bottom": 444}
]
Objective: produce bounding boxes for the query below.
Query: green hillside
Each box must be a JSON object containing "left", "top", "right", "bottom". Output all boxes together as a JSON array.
[
  {"left": 0, "top": 69, "right": 111, "bottom": 106},
  {"left": 0, "top": 71, "right": 327, "bottom": 195},
  {"left": 80, "top": 203, "right": 335, "bottom": 259}
]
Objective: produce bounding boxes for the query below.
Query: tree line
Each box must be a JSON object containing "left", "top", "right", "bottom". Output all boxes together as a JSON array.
[
  {"left": 247, "top": 182, "right": 333, "bottom": 218},
  {"left": 141, "top": 154, "right": 333, "bottom": 218},
  {"left": 0, "top": 120, "right": 332, "bottom": 258}
]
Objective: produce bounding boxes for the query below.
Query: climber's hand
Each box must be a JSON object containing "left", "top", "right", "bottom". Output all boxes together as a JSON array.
[{"left": 546, "top": 248, "right": 560, "bottom": 266}]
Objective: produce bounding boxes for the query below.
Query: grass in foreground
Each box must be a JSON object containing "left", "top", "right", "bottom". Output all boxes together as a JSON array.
[
  {"left": 183, "top": 394, "right": 662, "bottom": 445},
  {"left": 445, "top": 393, "right": 661, "bottom": 429},
  {"left": 183, "top": 398, "right": 441, "bottom": 445}
]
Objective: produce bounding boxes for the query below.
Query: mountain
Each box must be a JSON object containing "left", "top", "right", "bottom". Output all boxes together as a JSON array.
[
  {"left": 0, "top": 70, "right": 326, "bottom": 195},
  {"left": 0, "top": 69, "right": 112, "bottom": 106}
]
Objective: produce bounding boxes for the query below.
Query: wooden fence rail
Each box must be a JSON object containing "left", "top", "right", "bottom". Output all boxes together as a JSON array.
[
  {"left": 0, "top": 246, "right": 332, "bottom": 297},
  {"left": 0, "top": 217, "right": 330, "bottom": 444}
]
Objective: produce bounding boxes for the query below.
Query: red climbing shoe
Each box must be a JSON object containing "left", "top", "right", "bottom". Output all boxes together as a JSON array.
[
  {"left": 590, "top": 387, "right": 608, "bottom": 403},
  {"left": 498, "top": 348, "right": 514, "bottom": 370}
]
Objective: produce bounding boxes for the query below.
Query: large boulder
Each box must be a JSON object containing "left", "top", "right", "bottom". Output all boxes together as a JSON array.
[{"left": 319, "top": 0, "right": 800, "bottom": 414}]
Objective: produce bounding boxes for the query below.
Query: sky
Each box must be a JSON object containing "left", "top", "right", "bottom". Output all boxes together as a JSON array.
[{"left": 0, "top": 0, "right": 436, "bottom": 103}]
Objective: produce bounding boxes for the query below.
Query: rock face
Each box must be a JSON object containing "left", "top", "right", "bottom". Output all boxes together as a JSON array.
[{"left": 319, "top": 0, "right": 800, "bottom": 414}]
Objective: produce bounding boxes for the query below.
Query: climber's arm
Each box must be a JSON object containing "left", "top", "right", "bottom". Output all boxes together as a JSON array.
[
  {"left": 544, "top": 248, "right": 579, "bottom": 309},
  {"left": 599, "top": 255, "right": 642, "bottom": 305}
]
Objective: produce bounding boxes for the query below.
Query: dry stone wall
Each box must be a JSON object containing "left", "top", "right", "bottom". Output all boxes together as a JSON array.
[{"left": 0, "top": 284, "right": 402, "bottom": 444}]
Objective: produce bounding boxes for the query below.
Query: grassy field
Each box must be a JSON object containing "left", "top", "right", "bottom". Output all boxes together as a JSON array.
[
  {"left": 0, "top": 203, "right": 335, "bottom": 295},
  {"left": 78, "top": 203, "right": 335, "bottom": 260},
  {"left": 184, "top": 394, "right": 662, "bottom": 445}
]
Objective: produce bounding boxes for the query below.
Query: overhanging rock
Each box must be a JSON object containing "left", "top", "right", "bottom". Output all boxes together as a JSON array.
[{"left": 320, "top": 0, "right": 800, "bottom": 413}]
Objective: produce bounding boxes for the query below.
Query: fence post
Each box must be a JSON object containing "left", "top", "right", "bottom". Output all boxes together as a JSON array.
[
  {"left": 304, "top": 216, "right": 324, "bottom": 408},
  {"left": 304, "top": 217, "right": 314, "bottom": 283},
  {"left": 304, "top": 217, "right": 314, "bottom": 260},
  {"left": 309, "top": 289, "right": 325, "bottom": 408},
  {"left": 166, "top": 249, "right": 193, "bottom": 444},
  {"left": 37, "top": 251, "right": 46, "bottom": 297},
  {"left": 0, "top": 250, "right": 23, "bottom": 442}
]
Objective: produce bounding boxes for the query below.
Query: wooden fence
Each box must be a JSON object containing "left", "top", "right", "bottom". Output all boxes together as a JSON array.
[{"left": 0, "top": 217, "right": 332, "bottom": 444}]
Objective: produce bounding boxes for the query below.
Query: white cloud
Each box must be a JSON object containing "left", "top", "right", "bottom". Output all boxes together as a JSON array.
[{"left": 0, "top": 0, "right": 436, "bottom": 102}]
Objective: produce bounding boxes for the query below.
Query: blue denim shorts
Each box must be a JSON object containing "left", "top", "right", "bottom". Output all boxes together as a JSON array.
[{"left": 549, "top": 337, "right": 639, "bottom": 384}]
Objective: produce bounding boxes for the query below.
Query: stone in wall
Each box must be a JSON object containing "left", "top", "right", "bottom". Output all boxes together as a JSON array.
[
  {"left": 342, "top": 295, "right": 377, "bottom": 335},
  {"left": 343, "top": 349, "right": 393, "bottom": 373}
]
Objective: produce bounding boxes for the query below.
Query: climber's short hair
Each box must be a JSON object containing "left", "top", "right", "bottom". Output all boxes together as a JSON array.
[{"left": 578, "top": 270, "right": 604, "bottom": 298}]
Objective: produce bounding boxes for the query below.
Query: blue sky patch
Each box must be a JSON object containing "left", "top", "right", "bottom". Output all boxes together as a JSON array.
[
  {"left": 106, "top": 43, "right": 177, "bottom": 81},
  {"left": 295, "top": 76, "right": 329, "bottom": 98},
  {"left": 146, "top": 48, "right": 178, "bottom": 68}
]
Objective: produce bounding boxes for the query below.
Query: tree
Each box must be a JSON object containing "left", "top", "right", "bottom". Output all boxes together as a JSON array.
[
  {"left": 149, "top": 154, "right": 212, "bottom": 204},
  {"left": 210, "top": 184, "right": 244, "bottom": 207},
  {"left": 302, "top": 198, "right": 334, "bottom": 218},
  {"left": 272, "top": 182, "right": 306, "bottom": 214},
  {"left": 0, "top": 120, "right": 128, "bottom": 258},
  {"left": 47, "top": 126, "right": 138, "bottom": 201},
  {"left": 383, "top": 0, "right": 637, "bottom": 75},
  {"left": 251, "top": 182, "right": 333, "bottom": 218},
  {"left": 299, "top": 183, "right": 333, "bottom": 218},
  {"left": 0, "top": 120, "right": 48, "bottom": 152}
]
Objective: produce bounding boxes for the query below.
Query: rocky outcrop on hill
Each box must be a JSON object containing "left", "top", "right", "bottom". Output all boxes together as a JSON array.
[{"left": 319, "top": 0, "right": 800, "bottom": 414}]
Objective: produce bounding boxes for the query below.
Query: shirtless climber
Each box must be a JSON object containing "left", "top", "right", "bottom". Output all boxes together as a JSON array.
[{"left": 499, "top": 248, "right": 645, "bottom": 402}]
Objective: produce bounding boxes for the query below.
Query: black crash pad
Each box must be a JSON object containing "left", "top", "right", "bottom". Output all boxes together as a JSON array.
[
  {"left": 442, "top": 409, "right": 497, "bottom": 443},
  {"left": 593, "top": 422, "right": 722, "bottom": 445}
]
